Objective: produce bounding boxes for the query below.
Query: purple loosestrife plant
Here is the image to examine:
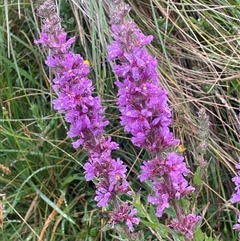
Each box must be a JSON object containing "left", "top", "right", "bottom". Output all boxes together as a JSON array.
[
  {"left": 107, "top": 0, "right": 201, "bottom": 239},
  {"left": 35, "top": 0, "right": 139, "bottom": 234}
]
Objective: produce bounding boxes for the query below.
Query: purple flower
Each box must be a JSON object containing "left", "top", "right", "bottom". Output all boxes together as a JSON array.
[
  {"left": 36, "top": 0, "right": 139, "bottom": 234},
  {"left": 34, "top": 32, "right": 48, "bottom": 45},
  {"left": 47, "top": 32, "right": 76, "bottom": 53},
  {"left": 83, "top": 137, "right": 130, "bottom": 207},
  {"left": 107, "top": 2, "right": 196, "bottom": 232},
  {"left": 36, "top": 17, "right": 109, "bottom": 148},
  {"left": 148, "top": 186, "right": 170, "bottom": 217},
  {"left": 231, "top": 190, "right": 240, "bottom": 204},
  {"left": 115, "top": 75, "right": 179, "bottom": 153},
  {"left": 230, "top": 159, "right": 240, "bottom": 230},
  {"left": 45, "top": 55, "right": 60, "bottom": 67},
  {"left": 230, "top": 160, "right": 240, "bottom": 204},
  {"left": 168, "top": 214, "right": 201, "bottom": 239},
  {"left": 139, "top": 153, "right": 194, "bottom": 200},
  {"left": 139, "top": 157, "right": 164, "bottom": 182},
  {"left": 84, "top": 157, "right": 127, "bottom": 183},
  {"left": 164, "top": 153, "right": 195, "bottom": 198},
  {"left": 95, "top": 184, "right": 113, "bottom": 207},
  {"left": 92, "top": 163, "right": 130, "bottom": 207},
  {"left": 233, "top": 215, "right": 240, "bottom": 230},
  {"left": 83, "top": 161, "right": 95, "bottom": 181},
  {"left": 139, "top": 154, "right": 195, "bottom": 218},
  {"left": 36, "top": 0, "right": 132, "bottom": 212},
  {"left": 109, "top": 202, "right": 140, "bottom": 232},
  {"left": 107, "top": 41, "right": 123, "bottom": 60},
  {"left": 46, "top": 51, "right": 108, "bottom": 147},
  {"left": 126, "top": 208, "right": 140, "bottom": 232},
  {"left": 35, "top": 32, "right": 76, "bottom": 53}
]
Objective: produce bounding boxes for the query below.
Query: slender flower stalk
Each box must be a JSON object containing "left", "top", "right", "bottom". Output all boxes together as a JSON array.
[
  {"left": 107, "top": 0, "right": 200, "bottom": 239},
  {"left": 197, "top": 108, "right": 210, "bottom": 168},
  {"left": 35, "top": 0, "right": 139, "bottom": 233}
]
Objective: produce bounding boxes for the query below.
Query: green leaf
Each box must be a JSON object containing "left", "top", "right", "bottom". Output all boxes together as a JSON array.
[
  {"left": 193, "top": 167, "right": 203, "bottom": 185},
  {"left": 32, "top": 186, "right": 75, "bottom": 224},
  {"left": 149, "top": 205, "right": 159, "bottom": 223},
  {"left": 194, "top": 228, "right": 205, "bottom": 241},
  {"left": 155, "top": 223, "right": 169, "bottom": 238},
  {"left": 140, "top": 219, "right": 159, "bottom": 229},
  {"left": 206, "top": 236, "right": 213, "bottom": 241},
  {"left": 172, "top": 232, "right": 185, "bottom": 241},
  {"left": 164, "top": 206, "right": 176, "bottom": 218}
]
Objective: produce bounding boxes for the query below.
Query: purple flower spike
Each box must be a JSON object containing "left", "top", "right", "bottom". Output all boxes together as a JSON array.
[
  {"left": 83, "top": 137, "right": 131, "bottom": 207},
  {"left": 36, "top": 5, "right": 109, "bottom": 148},
  {"left": 107, "top": 0, "right": 198, "bottom": 236},
  {"left": 139, "top": 153, "right": 194, "bottom": 212},
  {"left": 107, "top": 8, "right": 180, "bottom": 154},
  {"left": 36, "top": 3, "right": 137, "bottom": 234}
]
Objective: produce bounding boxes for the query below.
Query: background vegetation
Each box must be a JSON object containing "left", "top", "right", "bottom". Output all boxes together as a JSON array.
[{"left": 0, "top": 0, "right": 239, "bottom": 240}]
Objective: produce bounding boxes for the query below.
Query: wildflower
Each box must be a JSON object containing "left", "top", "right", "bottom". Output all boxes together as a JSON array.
[
  {"left": 233, "top": 215, "right": 240, "bottom": 230},
  {"left": 35, "top": 32, "right": 76, "bottom": 54},
  {"left": 36, "top": 1, "right": 109, "bottom": 149},
  {"left": 139, "top": 153, "right": 194, "bottom": 217},
  {"left": 84, "top": 137, "right": 130, "bottom": 207},
  {"left": 230, "top": 160, "right": 240, "bottom": 230},
  {"left": 35, "top": 0, "right": 138, "bottom": 233},
  {"left": 107, "top": 0, "right": 199, "bottom": 237},
  {"left": 109, "top": 202, "right": 140, "bottom": 232},
  {"left": 230, "top": 162, "right": 240, "bottom": 204},
  {"left": 168, "top": 213, "right": 201, "bottom": 239},
  {"left": 108, "top": 9, "right": 179, "bottom": 154}
]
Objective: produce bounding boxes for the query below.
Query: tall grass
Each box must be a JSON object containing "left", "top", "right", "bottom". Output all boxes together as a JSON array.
[
  {"left": 0, "top": 1, "right": 93, "bottom": 240},
  {"left": 0, "top": 0, "right": 239, "bottom": 240}
]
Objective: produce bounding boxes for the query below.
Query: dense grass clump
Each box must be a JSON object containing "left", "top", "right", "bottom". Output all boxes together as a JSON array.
[{"left": 0, "top": 0, "right": 239, "bottom": 240}]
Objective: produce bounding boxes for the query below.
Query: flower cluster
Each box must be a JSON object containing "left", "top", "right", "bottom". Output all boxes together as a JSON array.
[
  {"left": 84, "top": 136, "right": 130, "bottom": 207},
  {"left": 35, "top": 2, "right": 108, "bottom": 149},
  {"left": 230, "top": 160, "right": 240, "bottom": 230},
  {"left": 109, "top": 202, "right": 140, "bottom": 232},
  {"left": 108, "top": 29, "right": 179, "bottom": 154},
  {"left": 168, "top": 214, "right": 201, "bottom": 239},
  {"left": 107, "top": 4, "right": 180, "bottom": 153},
  {"left": 35, "top": 0, "right": 139, "bottom": 232},
  {"left": 107, "top": 1, "right": 200, "bottom": 238},
  {"left": 139, "top": 153, "right": 195, "bottom": 217}
]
